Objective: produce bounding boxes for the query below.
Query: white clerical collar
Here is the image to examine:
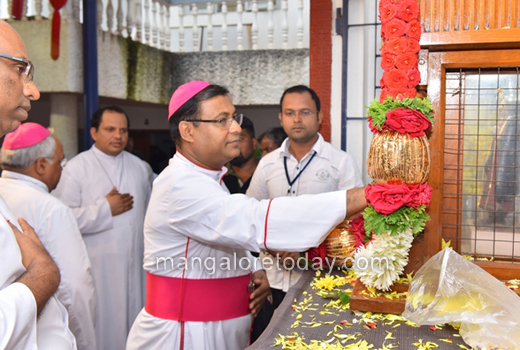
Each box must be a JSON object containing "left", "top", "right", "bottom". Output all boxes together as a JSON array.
[
  {"left": 1, "top": 170, "right": 49, "bottom": 193},
  {"left": 91, "top": 144, "right": 124, "bottom": 161},
  {"left": 174, "top": 152, "right": 228, "bottom": 183}
]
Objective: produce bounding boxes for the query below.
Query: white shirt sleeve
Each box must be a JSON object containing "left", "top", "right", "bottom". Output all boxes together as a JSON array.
[
  {"left": 41, "top": 206, "right": 96, "bottom": 350},
  {"left": 246, "top": 160, "right": 269, "bottom": 200},
  {"left": 338, "top": 154, "right": 364, "bottom": 190},
  {"left": 0, "top": 282, "right": 37, "bottom": 350},
  {"left": 53, "top": 167, "right": 113, "bottom": 234}
]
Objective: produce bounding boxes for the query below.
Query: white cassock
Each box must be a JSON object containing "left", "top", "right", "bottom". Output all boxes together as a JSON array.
[
  {"left": 0, "top": 171, "right": 96, "bottom": 350},
  {"left": 53, "top": 145, "right": 152, "bottom": 350},
  {"left": 0, "top": 195, "right": 76, "bottom": 350},
  {"left": 126, "top": 152, "right": 348, "bottom": 350}
]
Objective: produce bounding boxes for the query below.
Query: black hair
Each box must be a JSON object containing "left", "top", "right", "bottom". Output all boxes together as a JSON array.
[
  {"left": 169, "top": 84, "right": 230, "bottom": 146},
  {"left": 240, "top": 116, "right": 255, "bottom": 139},
  {"left": 279, "top": 85, "right": 321, "bottom": 113},
  {"left": 91, "top": 106, "right": 130, "bottom": 130},
  {"left": 259, "top": 127, "right": 287, "bottom": 148}
]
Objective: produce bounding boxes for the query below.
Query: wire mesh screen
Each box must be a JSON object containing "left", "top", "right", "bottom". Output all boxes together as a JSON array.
[{"left": 444, "top": 68, "right": 520, "bottom": 262}]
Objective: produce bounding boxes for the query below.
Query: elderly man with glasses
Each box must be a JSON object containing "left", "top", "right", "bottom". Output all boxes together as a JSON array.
[
  {"left": 0, "top": 20, "right": 77, "bottom": 349},
  {"left": 0, "top": 123, "right": 96, "bottom": 350},
  {"left": 126, "top": 81, "right": 367, "bottom": 350}
]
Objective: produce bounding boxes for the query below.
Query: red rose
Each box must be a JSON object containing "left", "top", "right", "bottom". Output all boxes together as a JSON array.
[
  {"left": 404, "top": 87, "right": 417, "bottom": 99},
  {"left": 382, "top": 18, "right": 407, "bottom": 39},
  {"left": 365, "top": 183, "right": 413, "bottom": 215},
  {"left": 381, "top": 54, "right": 396, "bottom": 71},
  {"left": 379, "top": 0, "right": 391, "bottom": 12},
  {"left": 368, "top": 116, "right": 389, "bottom": 133},
  {"left": 349, "top": 216, "right": 366, "bottom": 248},
  {"left": 407, "top": 68, "right": 421, "bottom": 87},
  {"left": 385, "top": 107, "right": 432, "bottom": 137},
  {"left": 407, "top": 183, "right": 433, "bottom": 208},
  {"left": 395, "top": 52, "right": 418, "bottom": 70},
  {"left": 379, "top": 4, "right": 398, "bottom": 23},
  {"left": 380, "top": 88, "right": 392, "bottom": 103},
  {"left": 383, "top": 69, "right": 409, "bottom": 89},
  {"left": 382, "top": 37, "right": 407, "bottom": 55},
  {"left": 397, "top": 0, "right": 420, "bottom": 22},
  {"left": 307, "top": 242, "right": 326, "bottom": 268},
  {"left": 406, "top": 19, "right": 422, "bottom": 40},
  {"left": 381, "top": 88, "right": 412, "bottom": 101},
  {"left": 406, "top": 38, "right": 421, "bottom": 53}
]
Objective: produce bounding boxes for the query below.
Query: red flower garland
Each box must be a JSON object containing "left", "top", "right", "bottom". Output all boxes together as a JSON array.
[
  {"left": 307, "top": 243, "right": 327, "bottom": 269},
  {"left": 365, "top": 182, "right": 433, "bottom": 215},
  {"left": 397, "top": 1, "right": 420, "bottom": 22},
  {"left": 385, "top": 107, "right": 432, "bottom": 137},
  {"left": 349, "top": 216, "right": 366, "bottom": 247}
]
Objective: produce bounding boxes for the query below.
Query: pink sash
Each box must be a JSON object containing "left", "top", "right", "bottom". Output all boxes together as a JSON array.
[{"left": 145, "top": 272, "right": 251, "bottom": 322}]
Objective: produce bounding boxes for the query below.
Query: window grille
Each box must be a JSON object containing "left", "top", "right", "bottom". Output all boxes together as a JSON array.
[{"left": 444, "top": 68, "right": 520, "bottom": 262}]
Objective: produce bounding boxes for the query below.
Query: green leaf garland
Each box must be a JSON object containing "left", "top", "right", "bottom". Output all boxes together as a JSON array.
[
  {"left": 367, "top": 96, "right": 435, "bottom": 131},
  {"left": 363, "top": 204, "right": 430, "bottom": 238}
]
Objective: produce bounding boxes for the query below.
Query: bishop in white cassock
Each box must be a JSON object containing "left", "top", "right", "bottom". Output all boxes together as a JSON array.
[
  {"left": 0, "top": 123, "right": 96, "bottom": 350},
  {"left": 0, "top": 197, "right": 78, "bottom": 350},
  {"left": 54, "top": 107, "right": 152, "bottom": 350},
  {"left": 0, "top": 19, "right": 76, "bottom": 350},
  {"left": 126, "top": 82, "right": 367, "bottom": 350}
]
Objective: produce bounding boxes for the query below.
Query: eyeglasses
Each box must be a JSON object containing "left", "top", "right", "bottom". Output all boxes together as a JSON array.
[
  {"left": 0, "top": 53, "right": 35, "bottom": 84},
  {"left": 283, "top": 110, "right": 316, "bottom": 118},
  {"left": 187, "top": 113, "right": 243, "bottom": 130},
  {"left": 43, "top": 157, "right": 67, "bottom": 167}
]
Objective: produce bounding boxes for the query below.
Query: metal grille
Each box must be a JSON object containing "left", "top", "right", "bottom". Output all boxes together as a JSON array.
[{"left": 444, "top": 68, "right": 520, "bottom": 261}]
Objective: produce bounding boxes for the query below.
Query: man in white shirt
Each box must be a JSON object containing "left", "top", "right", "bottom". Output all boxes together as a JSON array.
[
  {"left": 0, "top": 122, "right": 97, "bottom": 350},
  {"left": 0, "top": 19, "right": 77, "bottom": 349},
  {"left": 247, "top": 85, "right": 364, "bottom": 340},
  {"left": 126, "top": 81, "right": 367, "bottom": 350},
  {"left": 54, "top": 106, "right": 152, "bottom": 350}
]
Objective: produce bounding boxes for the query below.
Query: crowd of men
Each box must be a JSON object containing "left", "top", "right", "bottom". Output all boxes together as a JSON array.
[{"left": 0, "top": 20, "right": 367, "bottom": 350}]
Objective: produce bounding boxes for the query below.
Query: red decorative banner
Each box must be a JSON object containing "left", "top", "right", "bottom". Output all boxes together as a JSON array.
[
  {"left": 11, "top": 0, "right": 24, "bottom": 20},
  {"left": 50, "top": 0, "right": 68, "bottom": 60}
]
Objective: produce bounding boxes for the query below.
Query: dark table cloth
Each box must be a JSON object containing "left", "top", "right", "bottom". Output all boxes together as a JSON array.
[{"left": 248, "top": 269, "right": 468, "bottom": 349}]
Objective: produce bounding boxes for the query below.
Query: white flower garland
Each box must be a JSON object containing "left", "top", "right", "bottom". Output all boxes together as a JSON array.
[{"left": 353, "top": 228, "right": 414, "bottom": 291}]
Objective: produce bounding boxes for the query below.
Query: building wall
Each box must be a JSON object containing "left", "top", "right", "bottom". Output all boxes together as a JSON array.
[{"left": 11, "top": 7, "right": 309, "bottom": 106}]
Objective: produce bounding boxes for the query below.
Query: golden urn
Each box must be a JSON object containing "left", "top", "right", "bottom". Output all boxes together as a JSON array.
[
  {"left": 325, "top": 220, "right": 358, "bottom": 268},
  {"left": 367, "top": 131, "right": 430, "bottom": 183}
]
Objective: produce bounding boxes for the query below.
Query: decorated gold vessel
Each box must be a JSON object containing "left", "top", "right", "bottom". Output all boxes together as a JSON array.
[{"left": 367, "top": 131, "right": 430, "bottom": 183}]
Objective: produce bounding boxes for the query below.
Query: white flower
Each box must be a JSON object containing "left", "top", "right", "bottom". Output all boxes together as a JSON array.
[{"left": 353, "top": 228, "right": 414, "bottom": 291}]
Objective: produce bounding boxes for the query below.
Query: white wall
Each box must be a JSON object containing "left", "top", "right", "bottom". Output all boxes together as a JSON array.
[{"left": 330, "top": 0, "right": 382, "bottom": 185}]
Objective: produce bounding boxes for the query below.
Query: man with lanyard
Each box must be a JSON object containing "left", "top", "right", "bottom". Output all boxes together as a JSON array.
[
  {"left": 54, "top": 106, "right": 152, "bottom": 350},
  {"left": 126, "top": 81, "right": 367, "bottom": 350},
  {"left": 0, "top": 19, "right": 76, "bottom": 349},
  {"left": 0, "top": 123, "right": 96, "bottom": 350},
  {"left": 246, "top": 85, "right": 364, "bottom": 340}
]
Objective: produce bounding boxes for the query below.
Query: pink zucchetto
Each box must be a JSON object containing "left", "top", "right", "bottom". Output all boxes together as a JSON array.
[
  {"left": 3, "top": 122, "right": 50, "bottom": 150},
  {"left": 168, "top": 81, "right": 211, "bottom": 120}
]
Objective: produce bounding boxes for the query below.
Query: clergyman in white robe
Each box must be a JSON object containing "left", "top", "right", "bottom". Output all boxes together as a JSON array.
[
  {"left": 0, "top": 195, "right": 77, "bottom": 350},
  {"left": 126, "top": 152, "right": 348, "bottom": 350},
  {"left": 53, "top": 145, "right": 152, "bottom": 350},
  {"left": 0, "top": 170, "right": 96, "bottom": 350}
]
